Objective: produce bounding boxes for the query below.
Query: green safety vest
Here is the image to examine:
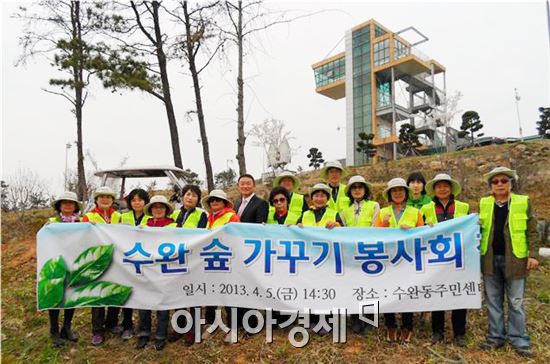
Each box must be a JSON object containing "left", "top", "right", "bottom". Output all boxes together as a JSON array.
[
  {"left": 302, "top": 208, "right": 338, "bottom": 227},
  {"left": 479, "top": 193, "right": 529, "bottom": 259},
  {"left": 420, "top": 200, "right": 469, "bottom": 225},
  {"left": 341, "top": 200, "right": 377, "bottom": 227},
  {"left": 266, "top": 206, "right": 301, "bottom": 225},
  {"left": 118, "top": 211, "right": 150, "bottom": 226},
  {"left": 288, "top": 193, "right": 305, "bottom": 216},
  {"left": 327, "top": 184, "right": 350, "bottom": 212},
  {"left": 208, "top": 211, "right": 236, "bottom": 229},
  {"left": 84, "top": 211, "right": 121, "bottom": 224},
  {"left": 379, "top": 205, "right": 419, "bottom": 228},
  {"left": 170, "top": 208, "right": 205, "bottom": 228}
]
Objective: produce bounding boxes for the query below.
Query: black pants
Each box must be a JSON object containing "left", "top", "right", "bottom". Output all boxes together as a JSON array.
[
  {"left": 225, "top": 307, "right": 259, "bottom": 328},
  {"left": 432, "top": 309, "right": 467, "bottom": 336},
  {"left": 121, "top": 308, "right": 133, "bottom": 330},
  {"left": 384, "top": 313, "right": 413, "bottom": 330},
  {"left": 205, "top": 306, "right": 216, "bottom": 325},
  {"left": 138, "top": 310, "right": 170, "bottom": 340},
  {"left": 49, "top": 309, "right": 75, "bottom": 335},
  {"left": 91, "top": 307, "right": 120, "bottom": 335}
]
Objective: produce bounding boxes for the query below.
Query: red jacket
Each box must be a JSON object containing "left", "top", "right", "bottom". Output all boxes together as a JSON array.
[
  {"left": 207, "top": 207, "right": 240, "bottom": 228},
  {"left": 82, "top": 207, "right": 117, "bottom": 223},
  {"left": 147, "top": 217, "right": 174, "bottom": 227}
]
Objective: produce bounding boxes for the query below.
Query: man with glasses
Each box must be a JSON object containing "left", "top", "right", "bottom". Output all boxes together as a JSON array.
[{"left": 479, "top": 167, "right": 539, "bottom": 357}]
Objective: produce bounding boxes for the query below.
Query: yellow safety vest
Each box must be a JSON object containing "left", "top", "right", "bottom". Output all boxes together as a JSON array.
[
  {"left": 84, "top": 211, "right": 121, "bottom": 224},
  {"left": 208, "top": 211, "right": 236, "bottom": 229},
  {"left": 420, "top": 200, "right": 469, "bottom": 225},
  {"left": 379, "top": 205, "right": 419, "bottom": 228},
  {"left": 118, "top": 211, "right": 150, "bottom": 226},
  {"left": 288, "top": 193, "right": 305, "bottom": 216},
  {"left": 266, "top": 206, "right": 301, "bottom": 225},
  {"left": 479, "top": 193, "right": 529, "bottom": 259},
  {"left": 302, "top": 208, "right": 338, "bottom": 227},
  {"left": 171, "top": 208, "right": 206, "bottom": 228},
  {"left": 341, "top": 200, "right": 377, "bottom": 227},
  {"left": 327, "top": 184, "right": 351, "bottom": 212}
]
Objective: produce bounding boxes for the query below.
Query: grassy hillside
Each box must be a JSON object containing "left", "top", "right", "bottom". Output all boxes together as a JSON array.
[{"left": 1, "top": 139, "right": 549, "bottom": 363}]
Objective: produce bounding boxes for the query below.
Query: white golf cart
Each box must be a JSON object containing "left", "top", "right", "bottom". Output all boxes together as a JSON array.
[{"left": 84, "top": 166, "right": 190, "bottom": 212}]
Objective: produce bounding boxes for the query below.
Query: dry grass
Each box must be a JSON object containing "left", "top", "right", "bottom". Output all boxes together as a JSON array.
[
  {"left": 1, "top": 140, "right": 549, "bottom": 362},
  {"left": 1, "top": 238, "right": 549, "bottom": 363}
]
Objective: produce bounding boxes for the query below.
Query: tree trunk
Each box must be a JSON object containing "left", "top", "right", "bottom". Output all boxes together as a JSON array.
[
  {"left": 183, "top": 2, "right": 214, "bottom": 191},
  {"left": 152, "top": 1, "right": 183, "bottom": 169},
  {"left": 235, "top": 0, "right": 246, "bottom": 175},
  {"left": 71, "top": 1, "right": 87, "bottom": 201}
]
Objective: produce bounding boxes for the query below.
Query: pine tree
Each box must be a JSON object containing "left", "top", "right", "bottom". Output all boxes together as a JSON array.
[
  {"left": 458, "top": 110, "right": 484, "bottom": 145},
  {"left": 356, "top": 132, "right": 377, "bottom": 162}
]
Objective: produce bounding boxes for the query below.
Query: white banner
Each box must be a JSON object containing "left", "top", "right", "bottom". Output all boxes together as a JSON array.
[{"left": 37, "top": 215, "right": 482, "bottom": 314}]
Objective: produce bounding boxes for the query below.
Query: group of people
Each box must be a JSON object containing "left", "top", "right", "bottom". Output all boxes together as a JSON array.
[{"left": 45, "top": 161, "right": 539, "bottom": 357}]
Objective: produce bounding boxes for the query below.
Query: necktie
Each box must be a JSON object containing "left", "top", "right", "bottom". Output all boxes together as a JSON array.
[{"left": 238, "top": 199, "right": 248, "bottom": 217}]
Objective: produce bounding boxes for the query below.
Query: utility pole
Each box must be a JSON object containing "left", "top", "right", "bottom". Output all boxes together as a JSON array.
[{"left": 514, "top": 88, "right": 524, "bottom": 142}]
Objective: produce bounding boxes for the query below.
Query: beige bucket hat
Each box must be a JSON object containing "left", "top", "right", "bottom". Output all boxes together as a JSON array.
[
  {"left": 483, "top": 166, "right": 518, "bottom": 183},
  {"left": 425, "top": 173, "right": 462, "bottom": 197},
  {"left": 52, "top": 191, "right": 82, "bottom": 212},
  {"left": 144, "top": 195, "right": 174, "bottom": 216},
  {"left": 93, "top": 186, "right": 117, "bottom": 200},
  {"left": 201, "top": 189, "right": 234, "bottom": 212},
  {"left": 272, "top": 171, "right": 301, "bottom": 190},
  {"left": 320, "top": 160, "right": 349, "bottom": 180},
  {"left": 345, "top": 175, "right": 373, "bottom": 195},
  {"left": 383, "top": 178, "right": 412, "bottom": 201},
  {"left": 309, "top": 183, "right": 332, "bottom": 199}
]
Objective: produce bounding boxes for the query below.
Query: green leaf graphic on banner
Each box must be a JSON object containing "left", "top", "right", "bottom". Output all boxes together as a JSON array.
[
  {"left": 64, "top": 281, "right": 132, "bottom": 308},
  {"left": 38, "top": 256, "right": 67, "bottom": 309},
  {"left": 68, "top": 244, "right": 114, "bottom": 287}
]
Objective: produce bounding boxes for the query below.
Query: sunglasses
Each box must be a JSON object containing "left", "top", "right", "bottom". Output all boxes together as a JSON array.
[
  {"left": 272, "top": 197, "right": 287, "bottom": 204},
  {"left": 209, "top": 197, "right": 224, "bottom": 203},
  {"left": 491, "top": 178, "right": 510, "bottom": 185}
]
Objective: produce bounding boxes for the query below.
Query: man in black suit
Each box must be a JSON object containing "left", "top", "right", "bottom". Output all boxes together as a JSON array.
[
  {"left": 234, "top": 174, "right": 269, "bottom": 223},
  {"left": 225, "top": 174, "right": 268, "bottom": 343}
]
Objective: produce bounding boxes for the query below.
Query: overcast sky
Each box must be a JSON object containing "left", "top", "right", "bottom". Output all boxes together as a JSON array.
[{"left": 2, "top": 1, "right": 549, "bottom": 194}]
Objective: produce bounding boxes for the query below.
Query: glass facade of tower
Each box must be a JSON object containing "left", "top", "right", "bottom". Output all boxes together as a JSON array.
[
  {"left": 351, "top": 25, "right": 372, "bottom": 164},
  {"left": 313, "top": 56, "right": 345, "bottom": 88}
]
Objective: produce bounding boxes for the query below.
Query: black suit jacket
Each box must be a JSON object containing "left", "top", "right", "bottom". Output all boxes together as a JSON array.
[{"left": 235, "top": 194, "right": 269, "bottom": 223}]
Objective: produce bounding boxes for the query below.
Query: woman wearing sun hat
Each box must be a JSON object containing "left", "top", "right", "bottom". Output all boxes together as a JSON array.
[
  {"left": 375, "top": 178, "right": 424, "bottom": 343},
  {"left": 202, "top": 189, "right": 240, "bottom": 229},
  {"left": 420, "top": 173, "right": 470, "bottom": 347},
  {"left": 272, "top": 171, "right": 308, "bottom": 216},
  {"left": 341, "top": 175, "right": 380, "bottom": 228},
  {"left": 320, "top": 160, "right": 351, "bottom": 212},
  {"left": 201, "top": 189, "right": 240, "bottom": 342},
  {"left": 298, "top": 183, "right": 343, "bottom": 228},
  {"left": 45, "top": 191, "right": 82, "bottom": 347},
  {"left": 340, "top": 176, "right": 380, "bottom": 335},
  {"left": 136, "top": 195, "right": 175, "bottom": 351},
  {"left": 297, "top": 183, "right": 342, "bottom": 334},
  {"left": 82, "top": 186, "right": 123, "bottom": 346}
]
